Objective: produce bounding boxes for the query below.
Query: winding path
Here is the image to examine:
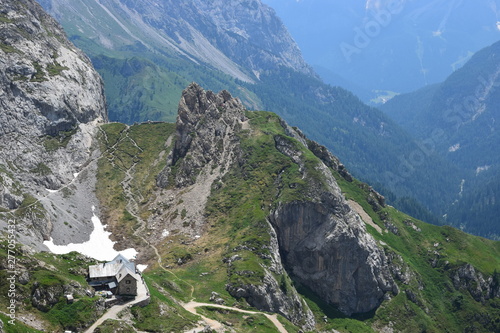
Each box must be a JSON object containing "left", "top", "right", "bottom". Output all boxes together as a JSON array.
[{"left": 183, "top": 302, "right": 288, "bottom": 333}]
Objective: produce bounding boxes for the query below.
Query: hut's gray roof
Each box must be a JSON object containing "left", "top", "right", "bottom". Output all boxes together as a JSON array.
[
  {"left": 110, "top": 254, "right": 135, "bottom": 271},
  {"left": 89, "top": 262, "right": 122, "bottom": 278},
  {"left": 89, "top": 255, "right": 136, "bottom": 279}
]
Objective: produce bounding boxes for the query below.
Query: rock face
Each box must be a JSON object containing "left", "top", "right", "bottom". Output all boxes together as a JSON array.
[
  {"left": 153, "top": 83, "right": 247, "bottom": 239},
  {"left": 158, "top": 82, "right": 246, "bottom": 188},
  {"left": 452, "top": 264, "right": 500, "bottom": 302},
  {"left": 270, "top": 201, "right": 396, "bottom": 315},
  {"left": 0, "top": 0, "right": 107, "bottom": 248},
  {"left": 164, "top": 0, "right": 314, "bottom": 79},
  {"left": 0, "top": 0, "right": 107, "bottom": 138},
  {"left": 147, "top": 84, "right": 246, "bottom": 252},
  {"left": 269, "top": 126, "right": 396, "bottom": 315},
  {"left": 226, "top": 220, "right": 316, "bottom": 330}
]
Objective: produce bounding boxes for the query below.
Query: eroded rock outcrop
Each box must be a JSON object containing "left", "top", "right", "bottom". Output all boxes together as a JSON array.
[
  {"left": 157, "top": 82, "right": 246, "bottom": 188},
  {"left": 269, "top": 124, "right": 397, "bottom": 316},
  {"left": 452, "top": 264, "right": 500, "bottom": 302},
  {"left": 158, "top": 83, "right": 396, "bottom": 321},
  {"left": 151, "top": 83, "right": 248, "bottom": 239}
]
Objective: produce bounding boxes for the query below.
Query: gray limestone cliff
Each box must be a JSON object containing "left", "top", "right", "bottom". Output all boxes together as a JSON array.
[
  {"left": 157, "top": 82, "right": 246, "bottom": 188},
  {"left": 269, "top": 126, "right": 397, "bottom": 315},
  {"left": 0, "top": 0, "right": 107, "bottom": 248}
]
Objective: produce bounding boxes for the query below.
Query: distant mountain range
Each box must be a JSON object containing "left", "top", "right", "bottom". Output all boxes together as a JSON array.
[
  {"left": 382, "top": 42, "right": 500, "bottom": 236},
  {"left": 38, "top": 0, "right": 312, "bottom": 122},
  {"left": 263, "top": 0, "right": 500, "bottom": 101},
  {"left": 381, "top": 40, "right": 500, "bottom": 238}
]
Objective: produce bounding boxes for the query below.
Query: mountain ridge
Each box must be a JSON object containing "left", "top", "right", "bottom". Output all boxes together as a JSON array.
[
  {"left": 38, "top": 0, "right": 313, "bottom": 83},
  {"left": 2, "top": 80, "right": 499, "bottom": 331}
]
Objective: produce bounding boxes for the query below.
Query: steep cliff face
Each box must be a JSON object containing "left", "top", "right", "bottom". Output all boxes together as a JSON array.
[
  {"left": 1, "top": 0, "right": 107, "bottom": 137},
  {"left": 270, "top": 200, "right": 396, "bottom": 315},
  {"left": 157, "top": 83, "right": 246, "bottom": 189},
  {"left": 167, "top": 0, "right": 314, "bottom": 78},
  {"left": 0, "top": 0, "right": 107, "bottom": 247},
  {"left": 269, "top": 128, "right": 396, "bottom": 315}
]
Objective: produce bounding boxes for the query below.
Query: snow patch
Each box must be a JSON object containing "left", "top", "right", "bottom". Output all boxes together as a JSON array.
[
  {"left": 458, "top": 179, "right": 465, "bottom": 197},
  {"left": 137, "top": 264, "right": 148, "bottom": 272},
  {"left": 162, "top": 229, "right": 170, "bottom": 237},
  {"left": 43, "top": 207, "right": 138, "bottom": 261},
  {"left": 73, "top": 172, "right": 79, "bottom": 179},
  {"left": 449, "top": 143, "right": 460, "bottom": 152},
  {"left": 476, "top": 165, "right": 491, "bottom": 175},
  {"left": 46, "top": 189, "right": 58, "bottom": 193}
]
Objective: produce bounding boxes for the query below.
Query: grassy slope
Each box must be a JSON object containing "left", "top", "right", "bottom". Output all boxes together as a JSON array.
[
  {"left": 95, "top": 122, "right": 203, "bottom": 331},
  {"left": 96, "top": 122, "right": 175, "bottom": 249},
  {"left": 95, "top": 113, "right": 500, "bottom": 332}
]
